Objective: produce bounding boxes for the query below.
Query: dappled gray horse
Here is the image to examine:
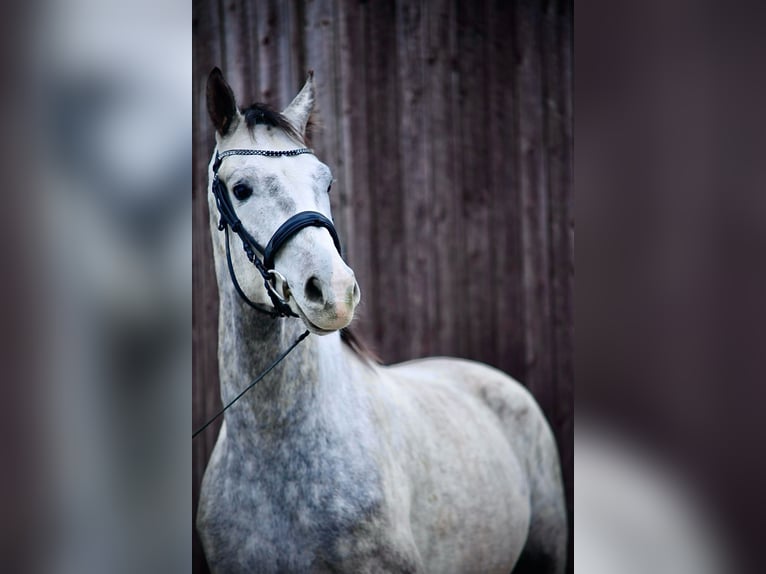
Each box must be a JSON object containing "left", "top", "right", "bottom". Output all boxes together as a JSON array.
[{"left": 197, "top": 68, "right": 567, "bottom": 573}]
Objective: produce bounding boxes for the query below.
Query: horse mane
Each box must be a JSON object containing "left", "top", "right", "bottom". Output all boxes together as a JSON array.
[{"left": 340, "top": 327, "right": 381, "bottom": 365}]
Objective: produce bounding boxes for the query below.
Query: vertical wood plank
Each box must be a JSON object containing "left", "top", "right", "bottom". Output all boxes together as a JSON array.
[
  {"left": 489, "top": 0, "right": 526, "bottom": 380},
  {"left": 289, "top": 0, "right": 308, "bottom": 93},
  {"left": 304, "top": 0, "right": 349, "bottom": 255},
  {"left": 277, "top": 0, "right": 296, "bottom": 105},
  {"left": 548, "top": 0, "right": 573, "bottom": 569},
  {"left": 220, "top": 0, "right": 252, "bottom": 99},
  {"left": 237, "top": 0, "right": 258, "bottom": 100},
  {"left": 516, "top": 0, "right": 554, "bottom": 416},
  {"left": 337, "top": 0, "right": 376, "bottom": 345},
  {"left": 425, "top": 0, "right": 460, "bottom": 357},
  {"left": 192, "top": 0, "right": 222, "bottom": 572},
  {"left": 543, "top": 0, "right": 570, "bottom": 472},
  {"left": 254, "top": 0, "right": 279, "bottom": 103},
  {"left": 365, "top": 0, "right": 405, "bottom": 362},
  {"left": 446, "top": 0, "right": 467, "bottom": 359},
  {"left": 456, "top": 0, "right": 494, "bottom": 364},
  {"left": 396, "top": 0, "right": 435, "bottom": 358}
]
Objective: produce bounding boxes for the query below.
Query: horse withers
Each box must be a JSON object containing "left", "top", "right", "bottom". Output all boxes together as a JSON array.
[{"left": 197, "top": 68, "right": 567, "bottom": 574}]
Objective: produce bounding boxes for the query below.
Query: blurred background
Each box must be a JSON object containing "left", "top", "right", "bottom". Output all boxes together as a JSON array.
[
  {"left": 192, "top": 0, "right": 572, "bottom": 572},
  {"left": 577, "top": 0, "right": 766, "bottom": 572},
  {"left": 17, "top": 0, "right": 191, "bottom": 572}
]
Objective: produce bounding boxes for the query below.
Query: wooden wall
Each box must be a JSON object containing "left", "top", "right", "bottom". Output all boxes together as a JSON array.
[{"left": 193, "top": 0, "right": 572, "bottom": 571}]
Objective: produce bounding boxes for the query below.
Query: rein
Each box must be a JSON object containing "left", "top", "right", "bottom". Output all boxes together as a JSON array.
[{"left": 193, "top": 146, "right": 341, "bottom": 439}]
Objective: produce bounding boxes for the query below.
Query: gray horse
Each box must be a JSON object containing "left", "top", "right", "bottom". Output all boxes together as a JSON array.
[{"left": 197, "top": 68, "right": 567, "bottom": 573}]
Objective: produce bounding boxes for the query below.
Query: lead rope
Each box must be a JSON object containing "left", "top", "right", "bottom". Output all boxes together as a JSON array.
[{"left": 192, "top": 329, "right": 310, "bottom": 439}]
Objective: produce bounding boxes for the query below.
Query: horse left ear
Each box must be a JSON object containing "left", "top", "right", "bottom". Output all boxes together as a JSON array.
[
  {"left": 207, "top": 67, "right": 239, "bottom": 136},
  {"left": 282, "top": 71, "right": 315, "bottom": 137}
]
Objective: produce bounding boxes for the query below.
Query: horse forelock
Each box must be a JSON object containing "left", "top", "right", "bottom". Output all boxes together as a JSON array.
[{"left": 241, "top": 103, "right": 305, "bottom": 144}]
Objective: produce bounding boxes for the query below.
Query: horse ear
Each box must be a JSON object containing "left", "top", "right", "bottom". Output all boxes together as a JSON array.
[
  {"left": 282, "top": 71, "right": 315, "bottom": 137},
  {"left": 207, "top": 67, "right": 239, "bottom": 135}
]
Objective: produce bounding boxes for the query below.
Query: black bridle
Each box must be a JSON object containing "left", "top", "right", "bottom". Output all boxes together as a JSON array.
[
  {"left": 210, "top": 147, "right": 342, "bottom": 317},
  {"left": 193, "top": 147, "right": 342, "bottom": 439}
]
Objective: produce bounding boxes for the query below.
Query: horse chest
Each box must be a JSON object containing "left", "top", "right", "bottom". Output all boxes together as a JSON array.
[{"left": 200, "top": 432, "right": 408, "bottom": 573}]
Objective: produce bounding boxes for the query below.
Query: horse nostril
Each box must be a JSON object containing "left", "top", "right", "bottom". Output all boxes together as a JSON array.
[{"left": 304, "top": 276, "right": 324, "bottom": 304}]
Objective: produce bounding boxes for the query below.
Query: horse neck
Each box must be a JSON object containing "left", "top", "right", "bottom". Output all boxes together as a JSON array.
[{"left": 217, "top": 289, "right": 355, "bottom": 441}]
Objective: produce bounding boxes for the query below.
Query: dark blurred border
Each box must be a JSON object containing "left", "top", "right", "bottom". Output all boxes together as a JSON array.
[
  {"left": 578, "top": 0, "right": 766, "bottom": 571},
  {"left": 0, "top": 1, "right": 191, "bottom": 573}
]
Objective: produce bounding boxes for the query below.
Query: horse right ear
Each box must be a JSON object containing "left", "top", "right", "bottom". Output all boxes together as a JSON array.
[
  {"left": 282, "top": 71, "right": 315, "bottom": 138},
  {"left": 207, "top": 68, "right": 239, "bottom": 135}
]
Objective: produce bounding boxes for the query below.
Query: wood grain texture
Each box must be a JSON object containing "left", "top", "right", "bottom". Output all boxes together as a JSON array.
[
  {"left": 396, "top": 0, "right": 435, "bottom": 358},
  {"left": 490, "top": 0, "right": 526, "bottom": 382},
  {"left": 337, "top": 0, "right": 375, "bottom": 343},
  {"left": 192, "top": 1, "right": 573, "bottom": 572},
  {"left": 192, "top": 1, "right": 222, "bottom": 572},
  {"left": 426, "top": 0, "right": 459, "bottom": 358}
]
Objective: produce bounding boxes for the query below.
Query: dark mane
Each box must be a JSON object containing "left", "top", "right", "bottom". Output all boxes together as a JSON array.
[
  {"left": 242, "top": 103, "right": 304, "bottom": 144},
  {"left": 340, "top": 327, "right": 381, "bottom": 365}
]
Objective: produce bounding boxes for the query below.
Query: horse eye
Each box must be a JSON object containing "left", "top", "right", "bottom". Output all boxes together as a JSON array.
[
  {"left": 327, "top": 183, "right": 332, "bottom": 194},
  {"left": 232, "top": 183, "right": 252, "bottom": 200}
]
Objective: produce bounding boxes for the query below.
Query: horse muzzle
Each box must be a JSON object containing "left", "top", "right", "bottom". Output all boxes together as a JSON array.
[{"left": 291, "top": 267, "right": 360, "bottom": 333}]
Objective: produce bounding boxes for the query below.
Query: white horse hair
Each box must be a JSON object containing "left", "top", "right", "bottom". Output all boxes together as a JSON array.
[{"left": 197, "top": 69, "right": 567, "bottom": 573}]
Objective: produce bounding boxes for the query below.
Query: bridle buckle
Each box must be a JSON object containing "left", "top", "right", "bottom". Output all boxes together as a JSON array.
[{"left": 264, "top": 269, "right": 291, "bottom": 307}]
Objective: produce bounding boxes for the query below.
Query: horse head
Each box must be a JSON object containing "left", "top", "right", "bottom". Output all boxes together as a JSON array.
[{"left": 206, "top": 68, "right": 360, "bottom": 334}]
